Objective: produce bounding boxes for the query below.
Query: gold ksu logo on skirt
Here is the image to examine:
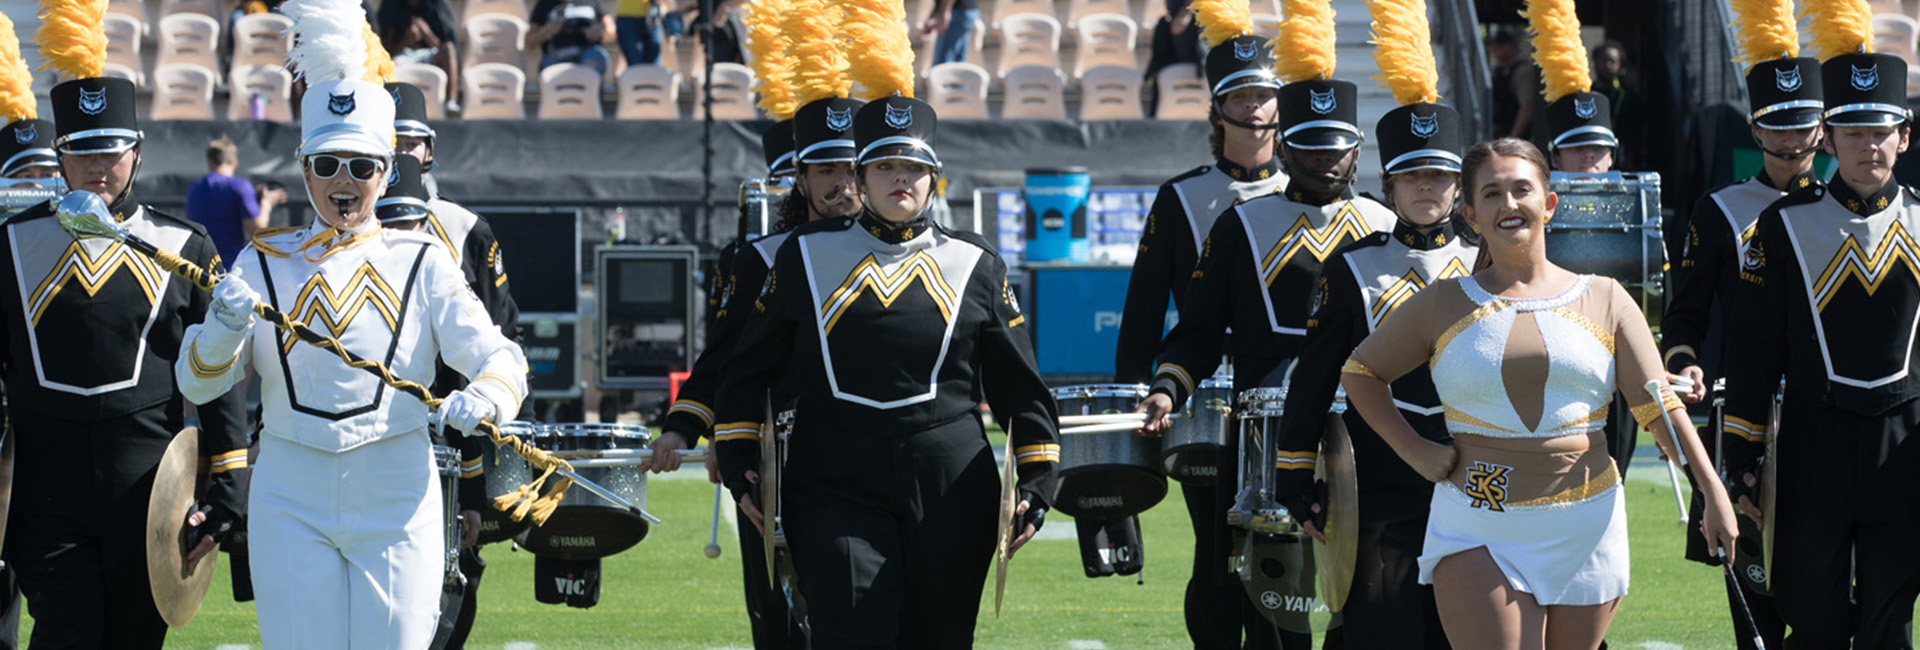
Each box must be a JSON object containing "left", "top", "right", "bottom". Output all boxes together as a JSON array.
[{"left": 1463, "top": 461, "right": 1512, "bottom": 512}]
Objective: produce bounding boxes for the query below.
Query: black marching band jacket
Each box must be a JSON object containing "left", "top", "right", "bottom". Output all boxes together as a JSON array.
[
  {"left": 1662, "top": 171, "right": 1817, "bottom": 376},
  {"left": 667, "top": 229, "right": 792, "bottom": 441},
  {"left": 710, "top": 213, "right": 1061, "bottom": 506},
  {"left": 422, "top": 200, "right": 526, "bottom": 510}
]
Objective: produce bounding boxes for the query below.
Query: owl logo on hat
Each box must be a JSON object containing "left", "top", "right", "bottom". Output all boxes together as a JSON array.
[
  {"left": 1233, "top": 39, "right": 1258, "bottom": 61},
  {"left": 1410, "top": 112, "right": 1438, "bottom": 138},
  {"left": 1776, "top": 67, "right": 1802, "bottom": 92},
  {"left": 826, "top": 106, "right": 853, "bottom": 132},
  {"left": 1852, "top": 64, "right": 1879, "bottom": 91},
  {"left": 885, "top": 104, "right": 913, "bottom": 129},
  {"left": 1573, "top": 96, "right": 1597, "bottom": 119},
  {"left": 1309, "top": 89, "right": 1336, "bottom": 114},
  {"left": 14, "top": 123, "right": 33, "bottom": 145},
  {"left": 327, "top": 91, "right": 357, "bottom": 116},
  {"left": 78, "top": 88, "right": 107, "bottom": 115}
]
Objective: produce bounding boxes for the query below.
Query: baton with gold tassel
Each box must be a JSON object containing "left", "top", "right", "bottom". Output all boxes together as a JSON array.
[{"left": 56, "top": 191, "right": 612, "bottom": 526}]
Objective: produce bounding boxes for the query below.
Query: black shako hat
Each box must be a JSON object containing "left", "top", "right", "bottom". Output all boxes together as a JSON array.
[
  {"left": 50, "top": 77, "right": 140, "bottom": 155},
  {"left": 1205, "top": 35, "right": 1281, "bottom": 97},
  {"left": 385, "top": 82, "right": 436, "bottom": 139},
  {"left": 1376, "top": 103, "right": 1463, "bottom": 174},
  {"left": 0, "top": 119, "right": 58, "bottom": 177},
  {"left": 376, "top": 155, "right": 432, "bottom": 224},
  {"left": 1823, "top": 52, "right": 1910, "bottom": 127},
  {"left": 1545, "top": 91, "right": 1616, "bottom": 151},
  {"left": 761, "top": 119, "right": 796, "bottom": 176},
  {"left": 853, "top": 95, "right": 939, "bottom": 169},
  {"left": 793, "top": 97, "right": 865, "bottom": 165},
  {"left": 1747, "top": 57, "right": 1823, "bottom": 130},
  {"left": 1278, "top": 79, "right": 1361, "bottom": 150}
]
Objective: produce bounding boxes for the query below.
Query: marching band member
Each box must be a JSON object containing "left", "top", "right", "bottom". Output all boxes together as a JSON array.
[
  {"left": 0, "top": 6, "right": 250, "bottom": 648},
  {"left": 1110, "top": 0, "right": 1287, "bottom": 635},
  {"left": 174, "top": 0, "right": 526, "bottom": 645},
  {"left": 1270, "top": 1, "right": 1469, "bottom": 646},
  {"left": 1340, "top": 136, "right": 1735, "bottom": 650},
  {"left": 1136, "top": 1, "right": 1393, "bottom": 644},
  {"left": 1721, "top": 4, "right": 1920, "bottom": 643},
  {"left": 1660, "top": 2, "right": 1816, "bottom": 647},
  {"left": 711, "top": 7, "right": 1060, "bottom": 642}
]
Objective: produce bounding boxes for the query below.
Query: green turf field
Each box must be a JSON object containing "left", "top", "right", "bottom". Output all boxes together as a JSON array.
[{"left": 37, "top": 458, "right": 1836, "bottom": 650}]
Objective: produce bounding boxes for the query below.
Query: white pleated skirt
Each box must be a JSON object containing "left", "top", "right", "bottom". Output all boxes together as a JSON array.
[{"left": 1416, "top": 480, "right": 1629, "bottom": 606}]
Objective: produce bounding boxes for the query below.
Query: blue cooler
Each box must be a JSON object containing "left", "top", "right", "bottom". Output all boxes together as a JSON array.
[{"left": 1023, "top": 168, "right": 1091, "bottom": 263}]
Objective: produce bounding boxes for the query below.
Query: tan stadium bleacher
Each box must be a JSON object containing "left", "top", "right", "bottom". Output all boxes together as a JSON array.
[{"left": 86, "top": 0, "right": 1226, "bottom": 122}]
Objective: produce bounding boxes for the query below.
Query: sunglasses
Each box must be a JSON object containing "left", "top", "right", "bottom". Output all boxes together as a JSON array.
[{"left": 307, "top": 155, "right": 387, "bottom": 182}]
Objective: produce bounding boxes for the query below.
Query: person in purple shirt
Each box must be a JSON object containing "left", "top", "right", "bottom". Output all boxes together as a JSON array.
[{"left": 186, "top": 136, "right": 284, "bottom": 267}]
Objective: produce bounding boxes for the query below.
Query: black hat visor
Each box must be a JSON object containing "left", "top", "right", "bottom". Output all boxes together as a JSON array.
[
  {"left": 1283, "top": 121, "right": 1363, "bottom": 150},
  {"left": 1752, "top": 101, "right": 1823, "bottom": 130},
  {"left": 1824, "top": 102, "right": 1911, "bottom": 127},
  {"left": 1550, "top": 125, "right": 1617, "bottom": 150},
  {"left": 2, "top": 150, "right": 58, "bottom": 178},
  {"left": 55, "top": 129, "right": 141, "bottom": 155},
  {"left": 376, "top": 196, "right": 431, "bottom": 223},
  {"left": 858, "top": 137, "right": 940, "bottom": 169},
  {"left": 1384, "top": 149, "right": 1463, "bottom": 175}
]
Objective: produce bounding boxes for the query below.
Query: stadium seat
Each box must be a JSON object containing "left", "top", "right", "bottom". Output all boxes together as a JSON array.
[
  {"left": 1138, "top": 0, "right": 1165, "bottom": 31},
  {"left": 227, "top": 64, "right": 294, "bottom": 122},
  {"left": 464, "top": 62, "right": 529, "bottom": 119},
  {"left": 1909, "top": 67, "right": 1920, "bottom": 98},
  {"left": 1154, "top": 62, "right": 1209, "bottom": 120},
  {"left": 991, "top": 0, "right": 1056, "bottom": 30},
  {"left": 104, "top": 13, "right": 145, "bottom": 86},
  {"left": 101, "top": 62, "right": 143, "bottom": 89},
  {"left": 1000, "top": 64, "right": 1067, "bottom": 120},
  {"left": 1873, "top": 13, "right": 1920, "bottom": 65},
  {"left": 463, "top": 0, "right": 530, "bottom": 25},
  {"left": 1071, "top": 13, "right": 1137, "bottom": 79},
  {"left": 918, "top": 15, "right": 985, "bottom": 76},
  {"left": 615, "top": 64, "right": 682, "bottom": 119},
  {"left": 925, "top": 62, "right": 991, "bottom": 119},
  {"left": 157, "top": 13, "right": 221, "bottom": 73},
  {"left": 1079, "top": 64, "right": 1142, "bottom": 120},
  {"left": 151, "top": 62, "right": 217, "bottom": 120},
  {"left": 106, "top": 0, "right": 148, "bottom": 38},
  {"left": 691, "top": 62, "right": 759, "bottom": 120},
  {"left": 996, "top": 13, "right": 1063, "bottom": 78},
  {"left": 160, "top": 0, "right": 221, "bottom": 20},
  {"left": 464, "top": 14, "right": 531, "bottom": 69},
  {"left": 394, "top": 64, "right": 450, "bottom": 119},
  {"left": 539, "top": 63, "right": 604, "bottom": 119},
  {"left": 1066, "top": 0, "right": 1131, "bottom": 30},
  {"left": 232, "top": 13, "right": 294, "bottom": 68}
]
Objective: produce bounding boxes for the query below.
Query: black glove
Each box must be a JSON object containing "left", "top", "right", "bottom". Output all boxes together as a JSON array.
[
  {"left": 185, "top": 501, "right": 242, "bottom": 552},
  {"left": 1018, "top": 489, "right": 1048, "bottom": 533},
  {"left": 717, "top": 440, "right": 763, "bottom": 505},
  {"left": 1273, "top": 467, "right": 1326, "bottom": 531},
  {"left": 1723, "top": 457, "right": 1763, "bottom": 509},
  {"left": 188, "top": 468, "right": 249, "bottom": 550}
]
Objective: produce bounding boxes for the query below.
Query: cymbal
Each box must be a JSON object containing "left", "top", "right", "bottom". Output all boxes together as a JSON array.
[
  {"left": 1315, "top": 414, "right": 1358, "bottom": 613},
  {"left": 146, "top": 427, "right": 218, "bottom": 628},
  {"left": 761, "top": 402, "right": 779, "bottom": 592},
  {"left": 0, "top": 428, "right": 15, "bottom": 557},
  {"left": 994, "top": 434, "right": 1017, "bottom": 617}
]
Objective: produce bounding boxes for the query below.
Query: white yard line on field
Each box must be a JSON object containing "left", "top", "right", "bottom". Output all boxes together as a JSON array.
[
  {"left": 1636, "top": 642, "right": 1685, "bottom": 650},
  {"left": 505, "top": 642, "right": 538, "bottom": 650},
  {"left": 215, "top": 645, "right": 252, "bottom": 650},
  {"left": 1067, "top": 641, "right": 1110, "bottom": 649}
]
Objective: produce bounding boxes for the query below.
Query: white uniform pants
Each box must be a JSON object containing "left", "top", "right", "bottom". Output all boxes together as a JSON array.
[{"left": 252, "top": 431, "right": 443, "bottom": 649}]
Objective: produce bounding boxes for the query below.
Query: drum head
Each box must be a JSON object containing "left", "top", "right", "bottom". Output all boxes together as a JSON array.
[
  {"left": 518, "top": 506, "right": 650, "bottom": 560},
  {"left": 1238, "top": 532, "right": 1341, "bottom": 634},
  {"left": 1054, "top": 465, "right": 1167, "bottom": 518}
]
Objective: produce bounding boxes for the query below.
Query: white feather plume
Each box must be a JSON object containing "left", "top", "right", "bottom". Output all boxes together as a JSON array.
[{"left": 283, "top": 0, "right": 368, "bottom": 83}]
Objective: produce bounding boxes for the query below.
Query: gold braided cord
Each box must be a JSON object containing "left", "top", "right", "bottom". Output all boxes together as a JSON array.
[
  {"left": 34, "top": 0, "right": 108, "bottom": 80},
  {"left": 1802, "top": 0, "right": 1874, "bottom": 60},
  {"left": 1367, "top": 0, "right": 1439, "bottom": 105},
  {"left": 785, "top": 0, "right": 850, "bottom": 104},
  {"left": 146, "top": 246, "right": 575, "bottom": 525},
  {"left": 1729, "top": 0, "right": 1798, "bottom": 69},
  {"left": 746, "top": 0, "right": 799, "bottom": 118},
  {"left": 844, "top": 0, "right": 916, "bottom": 100},
  {"left": 0, "top": 14, "right": 36, "bottom": 121},
  {"left": 1522, "top": 0, "right": 1589, "bottom": 102},
  {"left": 251, "top": 226, "right": 380, "bottom": 262},
  {"left": 1191, "top": 0, "right": 1254, "bottom": 47},
  {"left": 1274, "top": 0, "right": 1337, "bottom": 83}
]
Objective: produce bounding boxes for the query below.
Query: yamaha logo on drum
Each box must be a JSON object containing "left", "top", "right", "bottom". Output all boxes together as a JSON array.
[
  {"left": 1776, "top": 66, "right": 1802, "bottom": 92},
  {"left": 1853, "top": 64, "right": 1880, "bottom": 92},
  {"left": 1410, "top": 113, "right": 1439, "bottom": 138},
  {"left": 1309, "top": 89, "right": 1336, "bottom": 115},
  {"left": 1573, "top": 96, "right": 1598, "bottom": 119},
  {"left": 1233, "top": 39, "right": 1259, "bottom": 61},
  {"left": 328, "top": 91, "right": 357, "bottom": 116},
  {"left": 13, "top": 123, "right": 33, "bottom": 145},
  {"left": 1746, "top": 563, "right": 1766, "bottom": 584},
  {"left": 885, "top": 104, "right": 914, "bottom": 129},
  {"left": 78, "top": 88, "right": 107, "bottom": 116},
  {"left": 825, "top": 106, "right": 853, "bottom": 132}
]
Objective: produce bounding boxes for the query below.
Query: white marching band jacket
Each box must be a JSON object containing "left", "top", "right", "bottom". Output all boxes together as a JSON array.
[{"left": 177, "top": 225, "right": 528, "bottom": 451}]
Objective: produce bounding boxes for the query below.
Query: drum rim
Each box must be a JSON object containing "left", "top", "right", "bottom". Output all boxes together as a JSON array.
[
  {"left": 536, "top": 423, "right": 653, "bottom": 439},
  {"left": 1051, "top": 383, "right": 1151, "bottom": 399}
]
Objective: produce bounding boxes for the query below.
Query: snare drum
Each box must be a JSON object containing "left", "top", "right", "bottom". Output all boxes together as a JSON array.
[
  {"left": 1052, "top": 384, "right": 1166, "bottom": 519},
  {"left": 477, "top": 421, "right": 538, "bottom": 545},
  {"left": 1164, "top": 372, "right": 1233, "bottom": 484},
  {"left": 1545, "top": 171, "right": 1664, "bottom": 319},
  {"left": 1228, "top": 387, "right": 1346, "bottom": 534},
  {"left": 516, "top": 423, "right": 654, "bottom": 560}
]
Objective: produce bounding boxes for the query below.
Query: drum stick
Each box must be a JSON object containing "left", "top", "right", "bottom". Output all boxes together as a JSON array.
[
  {"left": 704, "top": 483, "right": 724, "bottom": 559},
  {"left": 1058, "top": 413, "right": 1151, "bottom": 426},
  {"left": 1060, "top": 422, "right": 1153, "bottom": 435},
  {"left": 550, "top": 448, "right": 707, "bottom": 462},
  {"left": 1643, "top": 381, "right": 1691, "bottom": 526},
  {"left": 1721, "top": 550, "right": 1769, "bottom": 650}
]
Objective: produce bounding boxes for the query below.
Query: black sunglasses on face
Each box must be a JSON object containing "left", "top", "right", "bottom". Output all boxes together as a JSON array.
[{"left": 307, "top": 155, "right": 386, "bottom": 182}]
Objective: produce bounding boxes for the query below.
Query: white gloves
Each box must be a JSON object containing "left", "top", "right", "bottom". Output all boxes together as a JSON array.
[
  {"left": 437, "top": 389, "right": 498, "bottom": 433},
  {"left": 211, "top": 275, "right": 259, "bottom": 332}
]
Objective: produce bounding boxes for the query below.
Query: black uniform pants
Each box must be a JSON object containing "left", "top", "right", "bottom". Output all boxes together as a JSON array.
[
  {"left": 1772, "top": 399, "right": 1920, "bottom": 650},
  {"left": 784, "top": 417, "right": 998, "bottom": 650},
  {"left": 738, "top": 501, "right": 807, "bottom": 649},
  {"left": 6, "top": 407, "right": 174, "bottom": 650},
  {"left": 1340, "top": 487, "right": 1448, "bottom": 650}
]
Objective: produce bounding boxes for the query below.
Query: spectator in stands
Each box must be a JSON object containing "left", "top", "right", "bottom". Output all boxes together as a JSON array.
[
  {"left": 378, "top": 0, "right": 461, "bottom": 113},
  {"left": 530, "top": 0, "right": 617, "bottom": 75},
  {"left": 186, "top": 136, "right": 285, "bottom": 269},
  {"left": 224, "top": 0, "right": 288, "bottom": 71},
  {"left": 1142, "top": 0, "right": 1201, "bottom": 117},
  {"left": 1487, "top": 27, "right": 1539, "bottom": 140},
  {"left": 615, "top": 0, "right": 671, "bottom": 65},
  {"left": 919, "top": 0, "right": 979, "bottom": 65},
  {"left": 1591, "top": 40, "right": 1643, "bottom": 169},
  {"left": 682, "top": 0, "right": 746, "bottom": 65}
]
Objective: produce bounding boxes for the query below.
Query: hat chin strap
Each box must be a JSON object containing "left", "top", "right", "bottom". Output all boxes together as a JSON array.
[
  {"left": 1762, "top": 143, "right": 1819, "bottom": 161},
  {"left": 1215, "top": 99, "right": 1280, "bottom": 131}
]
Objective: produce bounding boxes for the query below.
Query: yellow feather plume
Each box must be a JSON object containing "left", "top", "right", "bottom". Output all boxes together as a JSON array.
[
  {"left": 34, "top": 0, "right": 108, "bottom": 80},
  {"left": 784, "top": 0, "right": 851, "bottom": 105},
  {"left": 1367, "top": 0, "right": 1438, "bottom": 105},
  {"left": 1274, "top": 0, "right": 1337, "bottom": 83},
  {"left": 747, "top": 0, "right": 799, "bottom": 118},
  {"left": 0, "top": 14, "right": 36, "bottom": 121},
  {"left": 1728, "top": 0, "right": 1798, "bottom": 69},
  {"left": 1191, "top": 0, "right": 1254, "bottom": 48},
  {"left": 362, "top": 20, "right": 395, "bottom": 83},
  {"left": 1522, "top": 0, "right": 1589, "bottom": 102},
  {"left": 844, "top": 0, "right": 915, "bottom": 99},
  {"left": 1802, "top": 0, "right": 1874, "bottom": 60}
]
